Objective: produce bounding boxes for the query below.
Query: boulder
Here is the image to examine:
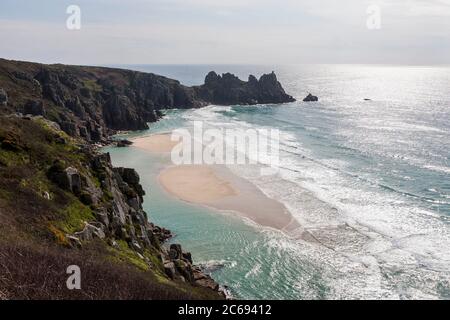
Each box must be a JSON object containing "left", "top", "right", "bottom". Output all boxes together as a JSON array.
[
  {"left": 47, "top": 164, "right": 82, "bottom": 194},
  {"left": 118, "top": 168, "right": 140, "bottom": 185},
  {"left": 149, "top": 224, "right": 172, "bottom": 243},
  {"left": 116, "top": 139, "right": 133, "bottom": 147},
  {"left": 95, "top": 209, "right": 110, "bottom": 228},
  {"left": 174, "top": 259, "right": 194, "bottom": 282},
  {"left": 64, "top": 167, "right": 82, "bottom": 194},
  {"left": 74, "top": 222, "right": 106, "bottom": 241},
  {"left": 131, "top": 240, "right": 143, "bottom": 253},
  {"left": 169, "top": 244, "right": 182, "bottom": 260},
  {"left": 195, "top": 276, "right": 220, "bottom": 291},
  {"left": 66, "top": 235, "right": 82, "bottom": 248},
  {"left": 182, "top": 251, "right": 193, "bottom": 264},
  {"left": 303, "top": 93, "right": 318, "bottom": 102},
  {"left": 164, "top": 261, "right": 176, "bottom": 279}
]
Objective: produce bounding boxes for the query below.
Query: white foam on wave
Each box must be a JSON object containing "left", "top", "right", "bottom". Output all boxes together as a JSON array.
[
  {"left": 175, "top": 105, "right": 450, "bottom": 299},
  {"left": 198, "top": 259, "right": 237, "bottom": 273},
  {"left": 423, "top": 165, "right": 450, "bottom": 174}
]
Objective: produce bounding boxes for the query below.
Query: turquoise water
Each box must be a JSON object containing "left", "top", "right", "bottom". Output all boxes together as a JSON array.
[
  {"left": 106, "top": 65, "right": 450, "bottom": 299},
  {"left": 104, "top": 146, "right": 329, "bottom": 299}
]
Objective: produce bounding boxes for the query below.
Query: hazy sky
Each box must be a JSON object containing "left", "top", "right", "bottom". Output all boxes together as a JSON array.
[{"left": 0, "top": 0, "right": 449, "bottom": 65}]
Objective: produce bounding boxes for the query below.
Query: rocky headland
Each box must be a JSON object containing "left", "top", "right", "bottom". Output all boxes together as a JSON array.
[
  {"left": 0, "top": 59, "right": 295, "bottom": 144},
  {"left": 195, "top": 71, "right": 295, "bottom": 105}
]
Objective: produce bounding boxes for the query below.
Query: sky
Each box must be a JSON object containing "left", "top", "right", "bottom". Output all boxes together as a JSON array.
[{"left": 0, "top": 0, "right": 449, "bottom": 65}]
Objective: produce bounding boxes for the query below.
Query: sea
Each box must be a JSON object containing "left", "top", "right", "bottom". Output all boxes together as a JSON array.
[{"left": 103, "top": 64, "right": 450, "bottom": 299}]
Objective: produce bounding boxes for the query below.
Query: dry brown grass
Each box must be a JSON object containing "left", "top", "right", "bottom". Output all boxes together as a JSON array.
[{"left": 0, "top": 241, "right": 206, "bottom": 300}]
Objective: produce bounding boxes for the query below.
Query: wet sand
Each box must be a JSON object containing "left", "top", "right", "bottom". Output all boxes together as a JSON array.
[{"left": 133, "top": 133, "right": 299, "bottom": 232}]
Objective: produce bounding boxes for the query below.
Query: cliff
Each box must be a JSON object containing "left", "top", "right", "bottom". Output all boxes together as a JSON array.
[
  {"left": 0, "top": 59, "right": 295, "bottom": 299},
  {"left": 0, "top": 59, "right": 295, "bottom": 143},
  {"left": 0, "top": 115, "right": 224, "bottom": 299},
  {"left": 195, "top": 71, "right": 295, "bottom": 105}
]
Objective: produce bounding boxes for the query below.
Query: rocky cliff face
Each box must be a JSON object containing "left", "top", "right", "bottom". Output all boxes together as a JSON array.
[
  {"left": 0, "top": 59, "right": 294, "bottom": 144},
  {"left": 0, "top": 115, "right": 224, "bottom": 299},
  {"left": 50, "top": 145, "right": 223, "bottom": 293},
  {"left": 0, "top": 59, "right": 205, "bottom": 143},
  {"left": 195, "top": 71, "right": 295, "bottom": 105}
]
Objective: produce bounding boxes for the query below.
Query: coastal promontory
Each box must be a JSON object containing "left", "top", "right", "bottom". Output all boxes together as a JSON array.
[{"left": 0, "top": 59, "right": 295, "bottom": 144}]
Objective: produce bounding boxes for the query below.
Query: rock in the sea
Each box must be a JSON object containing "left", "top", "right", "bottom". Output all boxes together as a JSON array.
[
  {"left": 0, "top": 88, "right": 7, "bottom": 106},
  {"left": 196, "top": 71, "right": 295, "bottom": 105},
  {"left": 116, "top": 139, "right": 133, "bottom": 147},
  {"left": 303, "top": 93, "right": 319, "bottom": 102}
]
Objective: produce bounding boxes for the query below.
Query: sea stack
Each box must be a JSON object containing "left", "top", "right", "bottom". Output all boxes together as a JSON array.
[
  {"left": 195, "top": 71, "right": 296, "bottom": 105},
  {"left": 303, "top": 93, "right": 319, "bottom": 102}
]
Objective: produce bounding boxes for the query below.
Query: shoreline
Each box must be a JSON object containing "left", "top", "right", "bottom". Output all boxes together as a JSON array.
[
  {"left": 131, "top": 133, "right": 179, "bottom": 153},
  {"left": 131, "top": 134, "right": 299, "bottom": 233}
]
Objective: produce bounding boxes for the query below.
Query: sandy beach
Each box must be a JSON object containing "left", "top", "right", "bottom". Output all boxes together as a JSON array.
[
  {"left": 131, "top": 133, "right": 179, "bottom": 153},
  {"left": 132, "top": 133, "right": 298, "bottom": 232}
]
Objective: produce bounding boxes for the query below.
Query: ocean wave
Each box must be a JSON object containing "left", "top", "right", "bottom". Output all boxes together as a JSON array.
[
  {"left": 172, "top": 100, "right": 450, "bottom": 299},
  {"left": 197, "top": 259, "right": 237, "bottom": 273},
  {"left": 423, "top": 164, "right": 450, "bottom": 174},
  {"left": 244, "top": 263, "right": 262, "bottom": 279}
]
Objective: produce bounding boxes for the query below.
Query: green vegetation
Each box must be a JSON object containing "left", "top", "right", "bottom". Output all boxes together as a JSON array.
[
  {"left": 83, "top": 79, "right": 102, "bottom": 92},
  {"left": 58, "top": 199, "right": 94, "bottom": 234},
  {"left": 0, "top": 115, "right": 221, "bottom": 300},
  {"left": 108, "top": 240, "right": 150, "bottom": 271}
]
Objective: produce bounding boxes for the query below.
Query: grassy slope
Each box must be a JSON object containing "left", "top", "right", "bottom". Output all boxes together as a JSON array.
[{"left": 0, "top": 116, "right": 220, "bottom": 300}]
